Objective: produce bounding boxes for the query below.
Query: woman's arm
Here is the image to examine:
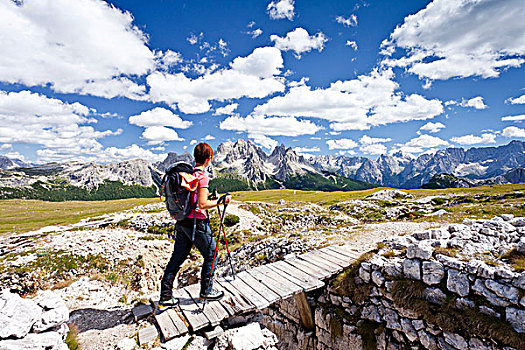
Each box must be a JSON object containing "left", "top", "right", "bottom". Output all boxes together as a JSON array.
[{"left": 196, "top": 187, "right": 231, "bottom": 210}]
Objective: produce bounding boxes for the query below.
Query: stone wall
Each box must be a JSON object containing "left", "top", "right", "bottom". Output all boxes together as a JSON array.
[{"left": 260, "top": 215, "right": 525, "bottom": 350}]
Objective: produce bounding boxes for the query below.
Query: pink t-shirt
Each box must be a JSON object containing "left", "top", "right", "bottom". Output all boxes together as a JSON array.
[{"left": 187, "top": 169, "right": 209, "bottom": 219}]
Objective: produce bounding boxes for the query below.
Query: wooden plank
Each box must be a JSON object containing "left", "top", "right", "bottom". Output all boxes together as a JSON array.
[
  {"left": 184, "top": 284, "right": 228, "bottom": 327},
  {"left": 247, "top": 268, "right": 293, "bottom": 299},
  {"left": 215, "top": 279, "right": 256, "bottom": 314},
  {"left": 272, "top": 260, "right": 324, "bottom": 285},
  {"left": 314, "top": 250, "right": 352, "bottom": 268},
  {"left": 318, "top": 247, "right": 355, "bottom": 266},
  {"left": 255, "top": 264, "right": 303, "bottom": 296},
  {"left": 177, "top": 287, "right": 210, "bottom": 332},
  {"left": 285, "top": 257, "right": 332, "bottom": 280},
  {"left": 233, "top": 271, "right": 277, "bottom": 308},
  {"left": 327, "top": 245, "right": 361, "bottom": 259},
  {"left": 294, "top": 291, "right": 314, "bottom": 330},
  {"left": 154, "top": 310, "right": 181, "bottom": 341},
  {"left": 266, "top": 263, "right": 323, "bottom": 292},
  {"left": 323, "top": 246, "right": 359, "bottom": 262},
  {"left": 166, "top": 308, "right": 189, "bottom": 336},
  {"left": 298, "top": 252, "right": 343, "bottom": 275}
]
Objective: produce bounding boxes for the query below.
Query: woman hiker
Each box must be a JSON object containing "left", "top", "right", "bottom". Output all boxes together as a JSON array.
[{"left": 159, "top": 142, "right": 231, "bottom": 310}]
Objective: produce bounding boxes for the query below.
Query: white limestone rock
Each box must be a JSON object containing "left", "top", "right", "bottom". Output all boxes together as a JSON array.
[
  {"left": 0, "top": 290, "right": 42, "bottom": 339},
  {"left": 423, "top": 288, "right": 446, "bottom": 305},
  {"left": 403, "top": 259, "right": 421, "bottom": 280},
  {"left": 484, "top": 280, "right": 519, "bottom": 303},
  {"left": 447, "top": 270, "right": 469, "bottom": 297},
  {"left": 505, "top": 307, "right": 525, "bottom": 333},
  {"left": 443, "top": 332, "right": 468, "bottom": 350},
  {"left": 0, "top": 331, "right": 67, "bottom": 350},
  {"left": 215, "top": 323, "right": 277, "bottom": 350},
  {"left": 422, "top": 260, "right": 444, "bottom": 285},
  {"left": 407, "top": 243, "right": 433, "bottom": 260}
]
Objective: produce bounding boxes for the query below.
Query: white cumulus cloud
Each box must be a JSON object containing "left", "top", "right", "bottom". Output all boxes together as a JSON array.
[
  {"left": 450, "top": 133, "right": 496, "bottom": 145},
  {"left": 142, "top": 126, "right": 183, "bottom": 145},
  {"left": 271, "top": 28, "right": 328, "bottom": 58},
  {"left": 501, "top": 115, "right": 525, "bottom": 122},
  {"left": 267, "top": 0, "right": 295, "bottom": 20},
  {"left": 506, "top": 94, "right": 525, "bottom": 104},
  {"left": 360, "top": 144, "right": 387, "bottom": 155},
  {"left": 446, "top": 96, "right": 487, "bottom": 109},
  {"left": 419, "top": 122, "right": 446, "bottom": 134},
  {"left": 502, "top": 126, "right": 525, "bottom": 138},
  {"left": 253, "top": 68, "right": 443, "bottom": 131},
  {"left": 336, "top": 14, "right": 357, "bottom": 27},
  {"left": 147, "top": 47, "right": 285, "bottom": 114},
  {"left": 326, "top": 139, "right": 358, "bottom": 150},
  {"left": 346, "top": 41, "right": 358, "bottom": 50},
  {"left": 220, "top": 114, "right": 320, "bottom": 137},
  {"left": 129, "top": 107, "right": 192, "bottom": 128},
  {"left": 0, "top": 0, "right": 155, "bottom": 100},
  {"left": 214, "top": 103, "right": 239, "bottom": 116},
  {"left": 381, "top": 0, "right": 525, "bottom": 80},
  {"left": 359, "top": 135, "right": 392, "bottom": 145}
]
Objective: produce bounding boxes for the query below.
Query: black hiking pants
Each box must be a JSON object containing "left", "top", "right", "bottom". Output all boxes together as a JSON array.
[{"left": 160, "top": 218, "right": 217, "bottom": 300}]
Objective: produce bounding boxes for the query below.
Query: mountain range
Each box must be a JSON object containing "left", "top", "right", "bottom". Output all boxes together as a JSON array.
[{"left": 2, "top": 140, "right": 525, "bottom": 200}]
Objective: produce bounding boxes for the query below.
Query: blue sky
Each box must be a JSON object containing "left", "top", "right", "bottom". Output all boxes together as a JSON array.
[{"left": 0, "top": 0, "right": 524, "bottom": 163}]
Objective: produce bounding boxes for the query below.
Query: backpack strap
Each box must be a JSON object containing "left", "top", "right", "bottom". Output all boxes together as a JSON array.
[{"left": 191, "top": 168, "right": 205, "bottom": 241}]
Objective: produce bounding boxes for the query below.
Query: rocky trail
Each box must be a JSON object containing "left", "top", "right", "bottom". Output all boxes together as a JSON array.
[{"left": 0, "top": 190, "right": 509, "bottom": 349}]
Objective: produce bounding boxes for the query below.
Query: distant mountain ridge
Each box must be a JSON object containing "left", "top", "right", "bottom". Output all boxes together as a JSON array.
[
  {"left": 312, "top": 140, "right": 525, "bottom": 188},
  {"left": 2, "top": 140, "right": 525, "bottom": 200}
]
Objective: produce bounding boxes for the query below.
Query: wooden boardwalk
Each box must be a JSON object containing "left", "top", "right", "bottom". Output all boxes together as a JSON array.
[{"left": 148, "top": 244, "right": 361, "bottom": 341}]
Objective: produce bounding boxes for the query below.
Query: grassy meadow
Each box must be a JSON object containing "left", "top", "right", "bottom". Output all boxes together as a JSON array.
[
  {"left": 0, "top": 198, "right": 158, "bottom": 236},
  {"left": 2, "top": 182, "right": 525, "bottom": 236}
]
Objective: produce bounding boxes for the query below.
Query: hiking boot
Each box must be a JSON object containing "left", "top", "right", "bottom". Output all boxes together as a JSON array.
[
  {"left": 199, "top": 288, "right": 224, "bottom": 301},
  {"left": 158, "top": 297, "right": 179, "bottom": 311}
]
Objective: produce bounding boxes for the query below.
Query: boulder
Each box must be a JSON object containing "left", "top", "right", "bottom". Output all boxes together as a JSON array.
[
  {"left": 0, "top": 290, "right": 42, "bottom": 339},
  {"left": 447, "top": 270, "right": 469, "bottom": 297},
  {"left": 0, "top": 331, "right": 67, "bottom": 350},
  {"left": 215, "top": 323, "right": 278, "bottom": 350},
  {"left": 505, "top": 307, "right": 525, "bottom": 333},
  {"left": 403, "top": 259, "right": 421, "bottom": 280},
  {"left": 422, "top": 260, "right": 444, "bottom": 285}
]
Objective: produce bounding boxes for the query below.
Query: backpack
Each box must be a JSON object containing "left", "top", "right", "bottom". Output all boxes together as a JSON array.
[{"left": 161, "top": 162, "right": 201, "bottom": 221}]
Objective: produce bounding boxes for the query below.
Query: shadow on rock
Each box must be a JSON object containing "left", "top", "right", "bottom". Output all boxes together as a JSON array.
[{"left": 68, "top": 308, "right": 132, "bottom": 333}]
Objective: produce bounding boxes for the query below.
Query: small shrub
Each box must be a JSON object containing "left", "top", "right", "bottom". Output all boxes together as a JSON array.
[{"left": 65, "top": 325, "right": 79, "bottom": 350}]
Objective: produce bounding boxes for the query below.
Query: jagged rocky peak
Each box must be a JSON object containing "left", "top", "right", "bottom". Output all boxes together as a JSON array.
[
  {"left": 155, "top": 152, "right": 194, "bottom": 172},
  {"left": 269, "top": 144, "right": 317, "bottom": 181},
  {"left": 216, "top": 139, "right": 267, "bottom": 165},
  {"left": 0, "top": 155, "right": 30, "bottom": 170}
]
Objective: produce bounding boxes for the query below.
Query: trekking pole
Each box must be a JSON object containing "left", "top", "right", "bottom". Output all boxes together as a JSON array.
[{"left": 202, "top": 193, "right": 229, "bottom": 311}]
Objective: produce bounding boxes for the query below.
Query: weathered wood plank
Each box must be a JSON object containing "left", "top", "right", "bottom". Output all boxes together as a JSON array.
[
  {"left": 327, "top": 245, "right": 361, "bottom": 259},
  {"left": 323, "top": 246, "right": 359, "bottom": 262},
  {"left": 234, "top": 271, "right": 278, "bottom": 308},
  {"left": 294, "top": 291, "right": 314, "bottom": 330},
  {"left": 314, "top": 250, "right": 352, "bottom": 268},
  {"left": 177, "top": 288, "right": 210, "bottom": 332},
  {"left": 271, "top": 260, "right": 325, "bottom": 287},
  {"left": 154, "top": 310, "right": 180, "bottom": 341},
  {"left": 247, "top": 267, "right": 296, "bottom": 299},
  {"left": 285, "top": 257, "right": 332, "bottom": 280},
  {"left": 266, "top": 263, "right": 323, "bottom": 292},
  {"left": 256, "top": 264, "right": 303, "bottom": 296},
  {"left": 298, "top": 252, "right": 343, "bottom": 274},
  {"left": 215, "top": 279, "right": 256, "bottom": 314},
  {"left": 184, "top": 284, "right": 228, "bottom": 327},
  {"left": 166, "top": 308, "right": 189, "bottom": 335}
]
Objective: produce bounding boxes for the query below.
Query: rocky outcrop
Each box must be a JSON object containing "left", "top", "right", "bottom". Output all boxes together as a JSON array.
[
  {"left": 259, "top": 215, "right": 525, "bottom": 349},
  {"left": 0, "top": 290, "right": 69, "bottom": 350}
]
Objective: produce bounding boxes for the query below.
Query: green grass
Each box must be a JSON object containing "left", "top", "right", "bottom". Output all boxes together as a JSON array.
[{"left": 0, "top": 198, "right": 158, "bottom": 235}]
